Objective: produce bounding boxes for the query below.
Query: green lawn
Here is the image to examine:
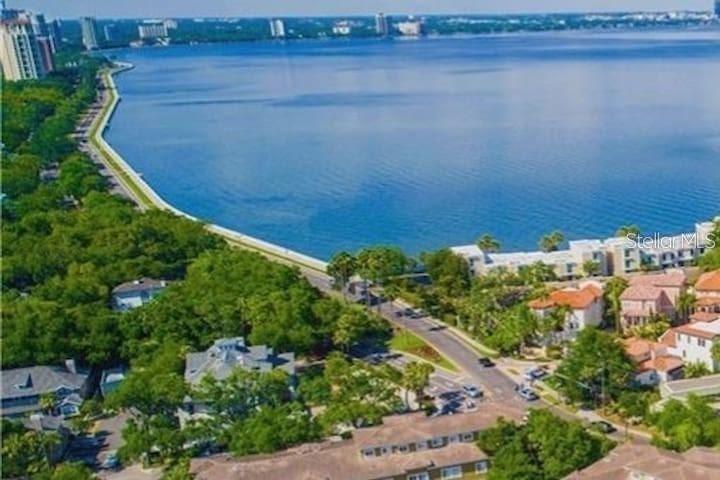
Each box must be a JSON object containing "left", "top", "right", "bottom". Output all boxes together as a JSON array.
[{"left": 390, "top": 329, "right": 458, "bottom": 373}]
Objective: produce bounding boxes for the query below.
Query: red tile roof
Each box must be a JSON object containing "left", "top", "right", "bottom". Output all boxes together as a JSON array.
[
  {"left": 696, "top": 270, "right": 720, "bottom": 292},
  {"left": 620, "top": 285, "right": 665, "bottom": 302},
  {"left": 529, "top": 284, "right": 602, "bottom": 310}
]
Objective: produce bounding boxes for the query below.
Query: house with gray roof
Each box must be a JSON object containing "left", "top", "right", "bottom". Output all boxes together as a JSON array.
[
  {"left": 1, "top": 360, "right": 90, "bottom": 418},
  {"left": 185, "top": 337, "right": 295, "bottom": 385},
  {"left": 112, "top": 277, "right": 167, "bottom": 311}
]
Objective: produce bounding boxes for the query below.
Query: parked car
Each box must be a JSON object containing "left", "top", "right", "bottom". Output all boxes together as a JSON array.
[
  {"left": 478, "top": 357, "right": 496, "bottom": 368},
  {"left": 590, "top": 421, "right": 617, "bottom": 434},
  {"left": 517, "top": 387, "right": 539, "bottom": 401},
  {"left": 523, "top": 366, "right": 548, "bottom": 381},
  {"left": 462, "top": 384, "right": 483, "bottom": 398},
  {"left": 102, "top": 451, "right": 121, "bottom": 470}
]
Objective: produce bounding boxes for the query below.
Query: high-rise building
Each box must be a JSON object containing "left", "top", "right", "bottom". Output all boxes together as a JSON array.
[
  {"left": 103, "top": 23, "right": 116, "bottom": 42},
  {"left": 49, "top": 19, "right": 61, "bottom": 45},
  {"left": 35, "top": 35, "right": 53, "bottom": 72},
  {"left": 138, "top": 21, "right": 168, "bottom": 39},
  {"left": 269, "top": 18, "right": 285, "bottom": 38},
  {"left": 0, "top": 19, "right": 47, "bottom": 81},
  {"left": 375, "top": 13, "right": 389, "bottom": 36},
  {"left": 163, "top": 18, "right": 178, "bottom": 30},
  {"left": 80, "top": 16, "right": 99, "bottom": 50}
]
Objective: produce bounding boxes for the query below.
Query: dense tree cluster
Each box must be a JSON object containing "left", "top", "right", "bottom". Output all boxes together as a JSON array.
[
  {"left": 553, "top": 328, "right": 635, "bottom": 406},
  {"left": 477, "top": 410, "right": 614, "bottom": 480},
  {"left": 649, "top": 395, "right": 720, "bottom": 451},
  {"left": 2, "top": 49, "right": 396, "bottom": 475}
]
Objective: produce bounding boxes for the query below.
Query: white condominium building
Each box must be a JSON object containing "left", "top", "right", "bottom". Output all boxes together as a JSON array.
[
  {"left": 0, "top": 19, "right": 48, "bottom": 81},
  {"left": 451, "top": 239, "right": 606, "bottom": 280},
  {"left": 80, "top": 16, "right": 98, "bottom": 50},
  {"left": 269, "top": 18, "right": 286, "bottom": 38},
  {"left": 138, "top": 21, "right": 168, "bottom": 39},
  {"left": 452, "top": 221, "right": 716, "bottom": 279}
]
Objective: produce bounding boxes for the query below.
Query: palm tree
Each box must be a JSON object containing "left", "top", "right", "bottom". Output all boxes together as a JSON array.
[
  {"left": 539, "top": 231, "right": 564, "bottom": 253},
  {"left": 615, "top": 224, "right": 641, "bottom": 240},
  {"left": 327, "top": 251, "right": 357, "bottom": 300},
  {"left": 711, "top": 342, "right": 720, "bottom": 372},
  {"left": 582, "top": 260, "right": 601, "bottom": 278},
  {"left": 476, "top": 234, "right": 500, "bottom": 253},
  {"left": 604, "top": 276, "right": 628, "bottom": 333},
  {"left": 676, "top": 290, "right": 696, "bottom": 323}
]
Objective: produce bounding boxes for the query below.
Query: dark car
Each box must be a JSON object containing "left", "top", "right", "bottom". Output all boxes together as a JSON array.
[
  {"left": 478, "top": 357, "right": 496, "bottom": 368},
  {"left": 591, "top": 421, "right": 617, "bottom": 434}
]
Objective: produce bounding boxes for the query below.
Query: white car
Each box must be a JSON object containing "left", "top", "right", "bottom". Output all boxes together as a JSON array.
[{"left": 462, "top": 384, "right": 483, "bottom": 398}]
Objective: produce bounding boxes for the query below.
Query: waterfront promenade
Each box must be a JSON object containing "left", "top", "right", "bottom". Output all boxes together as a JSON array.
[{"left": 86, "top": 63, "right": 328, "bottom": 274}]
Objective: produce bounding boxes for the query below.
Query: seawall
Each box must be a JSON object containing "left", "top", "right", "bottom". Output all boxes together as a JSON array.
[{"left": 89, "top": 62, "right": 329, "bottom": 274}]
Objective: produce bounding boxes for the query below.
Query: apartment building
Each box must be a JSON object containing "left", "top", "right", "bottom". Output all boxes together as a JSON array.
[
  {"left": 190, "top": 407, "right": 522, "bottom": 480},
  {"left": 528, "top": 281, "right": 604, "bottom": 337},
  {"left": 0, "top": 18, "right": 50, "bottom": 81},
  {"left": 565, "top": 443, "right": 720, "bottom": 479},
  {"left": 79, "top": 16, "right": 98, "bottom": 50},
  {"left": 451, "top": 239, "right": 606, "bottom": 280},
  {"left": 452, "top": 221, "right": 715, "bottom": 279},
  {"left": 138, "top": 21, "right": 168, "bottom": 39}
]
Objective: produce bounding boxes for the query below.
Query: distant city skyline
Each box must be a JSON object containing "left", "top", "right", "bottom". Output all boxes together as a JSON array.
[{"left": 9, "top": 0, "right": 712, "bottom": 19}]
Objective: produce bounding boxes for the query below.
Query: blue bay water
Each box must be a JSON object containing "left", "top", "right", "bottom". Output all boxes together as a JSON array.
[{"left": 107, "top": 29, "right": 720, "bottom": 260}]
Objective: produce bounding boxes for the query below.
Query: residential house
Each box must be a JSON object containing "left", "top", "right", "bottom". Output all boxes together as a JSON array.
[
  {"left": 23, "top": 414, "right": 72, "bottom": 462},
  {"left": 190, "top": 406, "right": 523, "bottom": 480},
  {"left": 112, "top": 277, "right": 167, "bottom": 311},
  {"left": 694, "top": 269, "right": 720, "bottom": 314},
  {"left": 659, "top": 373, "right": 720, "bottom": 404},
  {"left": 184, "top": 337, "right": 295, "bottom": 385},
  {"left": 100, "top": 367, "right": 127, "bottom": 397},
  {"left": 565, "top": 443, "right": 720, "bottom": 479},
  {"left": 182, "top": 337, "right": 295, "bottom": 420},
  {"left": 660, "top": 315, "right": 720, "bottom": 372},
  {"left": 528, "top": 281, "right": 604, "bottom": 338},
  {"left": 623, "top": 337, "right": 683, "bottom": 386},
  {"left": 1, "top": 360, "right": 90, "bottom": 418},
  {"left": 619, "top": 270, "right": 686, "bottom": 331}
]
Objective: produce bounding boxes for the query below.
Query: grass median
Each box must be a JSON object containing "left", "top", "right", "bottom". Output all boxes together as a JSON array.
[{"left": 390, "top": 329, "right": 459, "bottom": 373}]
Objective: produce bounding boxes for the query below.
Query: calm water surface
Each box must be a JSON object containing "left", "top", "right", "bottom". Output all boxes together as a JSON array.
[{"left": 107, "top": 29, "right": 720, "bottom": 259}]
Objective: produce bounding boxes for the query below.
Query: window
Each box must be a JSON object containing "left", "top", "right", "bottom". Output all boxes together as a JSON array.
[
  {"left": 397, "top": 444, "right": 409, "bottom": 454},
  {"left": 416, "top": 440, "right": 428, "bottom": 450},
  {"left": 380, "top": 446, "right": 390, "bottom": 455},
  {"left": 699, "top": 338, "right": 706, "bottom": 347},
  {"left": 362, "top": 448, "right": 374, "bottom": 458},
  {"left": 407, "top": 473, "right": 429, "bottom": 480},
  {"left": 440, "top": 466, "right": 462, "bottom": 479},
  {"left": 475, "top": 461, "right": 489, "bottom": 473},
  {"left": 448, "top": 434, "right": 459, "bottom": 443},
  {"left": 431, "top": 437, "right": 444, "bottom": 447},
  {"left": 461, "top": 432, "right": 474, "bottom": 442}
]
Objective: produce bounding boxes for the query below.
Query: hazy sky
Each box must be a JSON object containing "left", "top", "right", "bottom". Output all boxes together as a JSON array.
[{"left": 10, "top": 1, "right": 712, "bottom": 19}]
